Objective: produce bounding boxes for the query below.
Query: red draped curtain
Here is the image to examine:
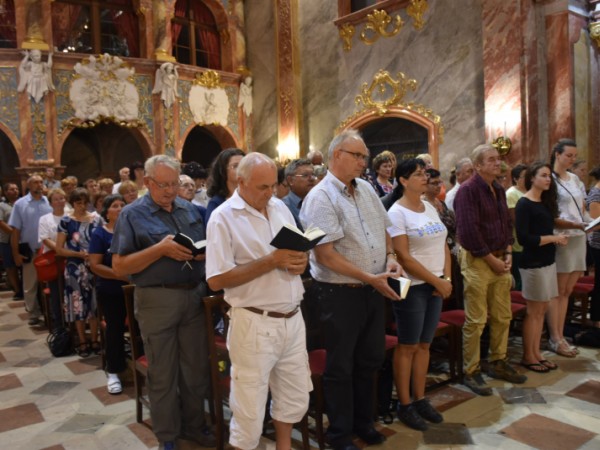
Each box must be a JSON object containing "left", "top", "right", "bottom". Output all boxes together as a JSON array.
[
  {"left": 108, "top": 0, "right": 139, "bottom": 57},
  {"left": 0, "top": 0, "right": 16, "bottom": 47},
  {"left": 191, "top": 1, "right": 220, "bottom": 69},
  {"left": 51, "top": 2, "right": 84, "bottom": 52},
  {"left": 171, "top": 0, "right": 189, "bottom": 45}
]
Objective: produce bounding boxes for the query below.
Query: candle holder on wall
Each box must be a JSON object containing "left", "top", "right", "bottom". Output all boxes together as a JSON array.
[{"left": 491, "top": 136, "right": 512, "bottom": 156}]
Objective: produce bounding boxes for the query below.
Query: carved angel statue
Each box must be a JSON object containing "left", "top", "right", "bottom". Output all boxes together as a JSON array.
[
  {"left": 17, "top": 49, "right": 55, "bottom": 103},
  {"left": 238, "top": 76, "right": 253, "bottom": 116},
  {"left": 152, "top": 62, "right": 179, "bottom": 108}
]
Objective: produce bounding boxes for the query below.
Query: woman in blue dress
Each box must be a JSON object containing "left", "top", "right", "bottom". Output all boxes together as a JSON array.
[{"left": 56, "top": 188, "right": 102, "bottom": 357}]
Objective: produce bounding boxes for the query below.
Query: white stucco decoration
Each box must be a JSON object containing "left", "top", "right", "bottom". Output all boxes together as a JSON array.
[
  {"left": 70, "top": 54, "right": 139, "bottom": 122},
  {"left": 189, "top": 85, "right": 229, "bottom": 126},
  {"left": 152, "top": 62, "right": 179, "bottom": 109},
  {"left": 238, "top": 76, "right": 253, "bottom": 117}
]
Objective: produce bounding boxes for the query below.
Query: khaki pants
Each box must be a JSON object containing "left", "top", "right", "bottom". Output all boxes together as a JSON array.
[{"left": 460, "top": 250, "right": 512, "bottom": 375}]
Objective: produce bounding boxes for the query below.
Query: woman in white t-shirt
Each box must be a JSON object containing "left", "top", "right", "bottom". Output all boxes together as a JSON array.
[
  {"left": 387, "top": 158, "right": 452, "bottom": 431},
  {"left": 549, "top": 139, "right": 589, "bottom": 357}
]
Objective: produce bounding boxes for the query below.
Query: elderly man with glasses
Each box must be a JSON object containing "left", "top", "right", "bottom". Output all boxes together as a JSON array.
[
  {"left": 282, "top": 158, "right": 317, "bottom": 230},
  {"left": 111, "top": 155, "right": 215, "bottom": 450}
]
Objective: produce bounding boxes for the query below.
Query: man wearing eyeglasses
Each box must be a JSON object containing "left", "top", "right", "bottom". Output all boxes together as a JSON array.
[
  {"left": 300, "top": 129, "right": 401, "bottom": 450},
  {"left": 111, "top": 155, "right": 215, "bottom": 450},
  {"left": 282, "top": 158, "right": 317, "bottom": 230}
]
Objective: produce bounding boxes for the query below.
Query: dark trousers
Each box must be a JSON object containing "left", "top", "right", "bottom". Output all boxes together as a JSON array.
[
  {"left": 591, "top": 247, "right": 600, "bottom": 322},
  {"left": 97, "top": 289, "right": 127, "bottom": 373},
  {"left": 48, "top": 279, "right": 62, "bottom": 327},
  {"left": 315, "top": 282, "right": 385, "bottom": 446}
]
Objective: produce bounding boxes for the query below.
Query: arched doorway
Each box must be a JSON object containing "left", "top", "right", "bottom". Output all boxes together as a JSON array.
[
  {"left": 181, "top": 125, "right": 237, "bottom": 168},
  {"left": 360, "top": 117, "right": 429, "bottom": 160},
  {"left": 60, "top": 124, "right": 148, "bottom": 182},
  {"left": 0, "top": 130, "right": 20, "bottom": 186}
]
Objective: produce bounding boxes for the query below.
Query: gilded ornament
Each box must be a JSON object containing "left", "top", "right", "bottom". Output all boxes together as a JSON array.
[
  {"left": 360, "top": 10, "right": 403, "bottom": 45},
  {"left": 491, "top": 136, "right": 512, "bottom": 155},
  {"left": 590, "top": 22, "right": 600, "bottom": 48},
  {"left": 220, "top": 28, "right": 230, "bottom": 45},
  {"left": 355, "top": 69, "right": 417, "bottom": 115},
  {"left": 193, "top": 70, "right": 222, "bottom": 88},
  {"left": 407, "top": 0, "right": 428, "bottom": 30},
  {"left": 339, "top": 23, "right": 355, "bottom": 51}
]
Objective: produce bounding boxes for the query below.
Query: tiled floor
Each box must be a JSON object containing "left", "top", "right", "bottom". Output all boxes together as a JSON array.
[{"left": 1, "top": 289, "right": 599, "bottom": 450}]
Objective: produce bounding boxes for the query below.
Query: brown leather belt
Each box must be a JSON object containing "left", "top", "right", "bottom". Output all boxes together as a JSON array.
[
  {"left": 491, "top": 250, "right": 506, "bottom": 258},
  {"left": 146, "top": 282, "right": 200, "bottom": 290},
  {"left": 243, "top": 306, "right": 300, "bottom": 319}
]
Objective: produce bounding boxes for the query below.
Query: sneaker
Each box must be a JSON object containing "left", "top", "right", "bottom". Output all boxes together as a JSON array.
[
  {"left": 158, "top": 442, "right": 176, "bottom": 450},
  {"left": 107, "top": 373, "right": 122, "bottom": 395},
  {"left": 181, "top": 426, "right": 216, "bottom": 448},
  {"left": 413, "top": 397, "right": 443, "bottom": 423},
  {"left": 28, "top": 317, "right": 41, "bottom": 326},
  {"left": 463, "top": 371, "right": 493, "bottom": 396},
  {"left": 396, "top": 403, "right": 428, "bottom": 431},
  {"left": 486, "top": 359, "right": 527, "bottom": 384}
]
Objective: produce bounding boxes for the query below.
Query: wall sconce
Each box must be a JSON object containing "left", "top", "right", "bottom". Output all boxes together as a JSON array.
[{"left": 487, "top": 120, "right": 513, "bottom": 156}]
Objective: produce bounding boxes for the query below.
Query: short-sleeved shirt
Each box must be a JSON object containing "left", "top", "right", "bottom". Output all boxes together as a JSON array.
[
  {"left": 110, "top": 193, "right": 206, "bottom": 287},
  {"left": 0, "top": 202, "right": 13, "bottom": 243},
  {"left": 300, "top": 172, "right": 391, "bottom": 283},
  {"left": 387, "top": 201, "right": 447, "bottom": 285},
  {"left": 8, "top": 193, "right": 52, "bottom": 251},
  {"left": 586, "top": 186, "right": 600, "bottom": 249},
  {"left": 38, "top": 212, "right": 63, "bottom": 253},
  {"left": 281, "top": 190, "right": 303, "bottom": 230},
  {"left": 58, "top": 214, "right": 103, "bottom": 261},
  {"left": 554, "top": 172, "right": 586, "bottom": 237},
  {"left": 205, "top": 190, "right": 304, "bottom": 312},
  {"left": 89, "top": 226, "right": 127, "bottom": 295},
  {"left": 505, "top": 186, "right": 524, "bottom": 252}
]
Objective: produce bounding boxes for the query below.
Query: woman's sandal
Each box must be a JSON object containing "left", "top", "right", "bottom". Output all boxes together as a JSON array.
[
  {"left": 90, "top": 341, "right": 102, "bottom": 355},
  {"left": 539, "top": 359, "right": 558, "bottom": 370},
  {"left": 520, "top": 361, "right": 549, "bottom": 373},
  {"left": 76, "top": 343, "right": 90, "bottom": 358},
  {"left": 548, "top": 339, "right": 576, "bottom": 358}
]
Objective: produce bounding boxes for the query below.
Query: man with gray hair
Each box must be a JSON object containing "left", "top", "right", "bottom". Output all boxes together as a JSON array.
[
  {"left": 301, "top": 129, "right": 401, "bottom": 450},
  {"left": 282, "top": 158, "right": 317, "bottom": 229},
  {"left": 206, "top": 152, "right": 311, "bottom": 450},
  {"left": 454, "top": 145, "right": 526, "bottom": 396},
  {"left": 111, "top": 155, "right": 214, "bottom": 450},
  {"left": 445, "top": 157, "right": 473, "bottom": 211}
]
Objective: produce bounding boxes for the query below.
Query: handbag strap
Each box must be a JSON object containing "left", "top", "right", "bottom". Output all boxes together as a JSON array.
[{"left": 553, "top": 173, "right": 585, "bottom": 222}]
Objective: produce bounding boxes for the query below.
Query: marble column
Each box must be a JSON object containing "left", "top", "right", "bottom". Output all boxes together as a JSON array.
[
  {"left": 137, "top": 0, "right": 155, "bottom": 58},
  {"left": 274, "top": 0, "right": 304, "bottom": 161}
]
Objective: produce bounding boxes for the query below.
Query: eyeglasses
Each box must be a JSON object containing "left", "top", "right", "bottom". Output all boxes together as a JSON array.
[
  {"left": 149, "top": 177, "right": 179, "bottom": 190},
  {"left": 293, "top": 173, "right": 317, "bottom": 180},
  {"left": 339, "top": 149, "right": 370, "bottom": 162}
]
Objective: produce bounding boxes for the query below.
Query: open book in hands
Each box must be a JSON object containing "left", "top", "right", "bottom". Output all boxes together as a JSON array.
[
  {"left": 584, "top": 216, "right": 600, "bottom": 232},
  {"left": 173, "top": 232, "right": 206, "bottom": 256},
  {"left": 270, "top": 224, "right": 326, "bottom": 252},
  {"left": 387, "top": 276, "right": 411, "bottom": 300}
]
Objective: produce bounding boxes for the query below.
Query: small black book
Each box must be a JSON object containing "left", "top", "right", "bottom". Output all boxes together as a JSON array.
[
  {"left": 270, "top": 224, "right": 326, "bottom": 252},
  {"left": 173, "top": 232, "right": 206, "bottom": 256},
  {"left": 387, "top": 276, "right": 411, "bottom": 300}
]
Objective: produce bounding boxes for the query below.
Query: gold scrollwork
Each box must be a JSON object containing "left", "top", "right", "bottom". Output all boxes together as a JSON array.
[
  {"left": 355, "top": 69, "right": 417, "bottom": 115},
  {"left": 339, "top": 23, "right": 355, "bottom": 51},
  {"left": 193, "top": 70, "right": 222, "bottom": 88},
  {"left": 32, "top": 102, "right": 46, "bottom": 156},
  {"left": 406, "top": 0, "right": 429, "bottom": 30},
  {"left": 359, "top": 10, "right": 403, "bottom": 45},
  {"left": 590, "top": 22, "right": 600, "bottom": 48},
  {"left": 64, "top": 117, "right": 148, "bottom": 130}
]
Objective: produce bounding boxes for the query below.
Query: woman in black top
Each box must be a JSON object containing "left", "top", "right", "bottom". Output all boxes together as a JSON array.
[{"left": 515, "top": 162, "right": 568, "bottom": 372}]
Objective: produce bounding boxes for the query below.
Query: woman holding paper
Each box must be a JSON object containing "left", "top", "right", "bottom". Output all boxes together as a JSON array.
[
  {"left": 586, "top": 166, "right": 600, "bottom": 328},
  {"left": 387, "top": 158, "right": 451, "bottom": 431}
]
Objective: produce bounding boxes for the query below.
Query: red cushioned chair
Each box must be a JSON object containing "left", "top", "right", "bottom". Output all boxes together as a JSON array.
[{"left": 569, "top": 282, "right": 594, "bottom": 325}]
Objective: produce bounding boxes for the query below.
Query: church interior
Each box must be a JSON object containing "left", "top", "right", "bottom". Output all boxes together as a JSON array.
[{"left": 0, "top": 0, "right": 600, "bottom": 449}]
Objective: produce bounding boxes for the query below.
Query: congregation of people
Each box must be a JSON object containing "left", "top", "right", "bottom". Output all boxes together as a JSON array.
[{"left": 2, "top": 132, "right": 600, "bottom": 450}]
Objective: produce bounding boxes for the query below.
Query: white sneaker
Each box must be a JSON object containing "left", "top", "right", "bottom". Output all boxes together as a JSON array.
[{"left": 107, "top": 373, "right": 122, "bottom": 395}]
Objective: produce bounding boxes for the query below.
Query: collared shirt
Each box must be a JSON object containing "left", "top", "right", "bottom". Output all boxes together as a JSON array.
[
  {"left": 454, "top": 172, "right": 513, "bottom": 257},
  {"left": 444, "top": 182, "right": 461, "bottom": 212},
  {"left": 8, "top": 193, "right": 52, "bottom": 251},
  {"left": 300, "top": 172, "right": 391, "bottom": 283},
  {"left": 205, "top": 190, "right": 304, "bottom": 312},
  {"left": 0, "top": 202, "right": 13, "bottom": 243},
  {"left": 281, "top": 190, "right": 303, "bottom": 230},
  {"left": 110, "top": 193, "right": 206, "bottom": 287}
]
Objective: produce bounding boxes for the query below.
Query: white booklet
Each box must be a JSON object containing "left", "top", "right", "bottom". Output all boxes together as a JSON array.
[
  {"left": 387, "top": 276, "right": 412, "bottom": 300},
  {"left": 584, "top": 216, "right": 600, "bottom": 232}
]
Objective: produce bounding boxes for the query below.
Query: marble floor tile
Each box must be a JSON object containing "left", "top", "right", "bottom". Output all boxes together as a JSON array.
[
  {"left": 127, "top": 422, "right": 157, "bottom": 447},
  {"left": 500, "top": 413, "right": 596, "bottom": 450},
  {"left": 64, "top": 355, "right": 103, "bottom": 375},
  {"left": 90, "top": 384, "right": 136, "bottom": 406},
  {"left": 0, "top": 323, "right": 21, "bottom": 331},
  {"left": 566, "top": 380, "right": 600, "bottom": 406},
  {"left": 0, "top": 402, "right": 45, "bottom": 433},
  {"left": 422, "top": 422, "right": 474, "bottom": 445},
  {"left": 55, "top": 413, "right": 112, "bottom": 434},
  {"left": 0, "top": 351, "right": 5, "bottom": 362},
  {"left": 7, "top": 300, "right": 25, "bottom": 308},
  {"left": 0, "top": 373, "right": 22, "bottom": 391},
  {"left": 18, "top": 312, "right": 30, "bottom": 320},
  {"left": 31, "top": 381, "right": 79, "bottom": 396},
  {"left": 555, "top": 358, "right": 598, "bottom": 372},
  {"left": 428, "top": 384, "right": 477, "bottom": 412},
  {"left": 3, "top": 338, "right": 35, "bottom": 347},
  {"left": 15, "top": 356, "right": 54, "bottom": 367},
  {"left": 498, "top": 386, "right": 546, "bottom": 404},
  {"left": 40, "top": 445, "right": 66, "bottom": 450}
]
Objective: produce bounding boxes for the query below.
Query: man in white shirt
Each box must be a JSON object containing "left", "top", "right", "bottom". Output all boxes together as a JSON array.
[
  {"left": 445, "top": 157, "right": 473, "bottom": 211},
  {"left": 111, "top": 167, "right": 130, "bottom": 194},
  {"left": 206, "top": 152, "right": 311, "bottom": 450}
]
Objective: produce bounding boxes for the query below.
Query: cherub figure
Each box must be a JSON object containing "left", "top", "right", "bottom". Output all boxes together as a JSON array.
[
  {"left": 17, "top": 49, "right": 55, "bottom": 103},
  {"left": 152, "top": 62, "right": 179, "bottom": 108},
  {"left": 238, "top": 76, "right": 253, "bottom": 116}
]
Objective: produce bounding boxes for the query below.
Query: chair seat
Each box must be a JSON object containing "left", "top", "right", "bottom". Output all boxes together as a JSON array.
[
  {"left": 511, "top": 302, "right": 526, "bottom": 317},
  {"left": 573, "top": 283, "right": 593, "bottom": 294},
  {"left": 578, "top": 275, "right": 594, "bottom": 285},
  {"left": 439, "top": 309, "right": 466, "bottom": 327},
  {"left": 510, "top": 290, "right": 526, "bottom": 305},
  {"left": 308, "top": 349, "right": 326, "bottom": 375}
]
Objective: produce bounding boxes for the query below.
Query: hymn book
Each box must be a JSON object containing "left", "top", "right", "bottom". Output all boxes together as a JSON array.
[
  {"left": 270, "top": 224, "right": 326, "bottom": 252},
  {"left": 173, "top": 232, "right": 207, "bottom": 256},
  {"left": 387, "top": 276, "right": 412, "bottom": 300},
  {"left": 584, "top": 216, "right": 600, "bottom": 232}
]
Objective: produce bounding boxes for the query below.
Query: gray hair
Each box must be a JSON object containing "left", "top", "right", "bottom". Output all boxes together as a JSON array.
[
  {"left": 144, "top": 155, "right": 180, "bottom": 178},
  {"left": 328, "top": 129, "right": 364, "bottom": 159},
  {"left": 179, "top": 174, "right": 193, "bottom": 184},
  {"left": 237, "top": 152, "right": 276, "bottom": 181},
  {"left": 284, "top": 158, "right": 312, "bottom": 178},
  {"left": 455, "top": 157, "right": 472, "bottom": 172},
  {"left": 471, "top": 144, "right": 496, "bottom": 165}
]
